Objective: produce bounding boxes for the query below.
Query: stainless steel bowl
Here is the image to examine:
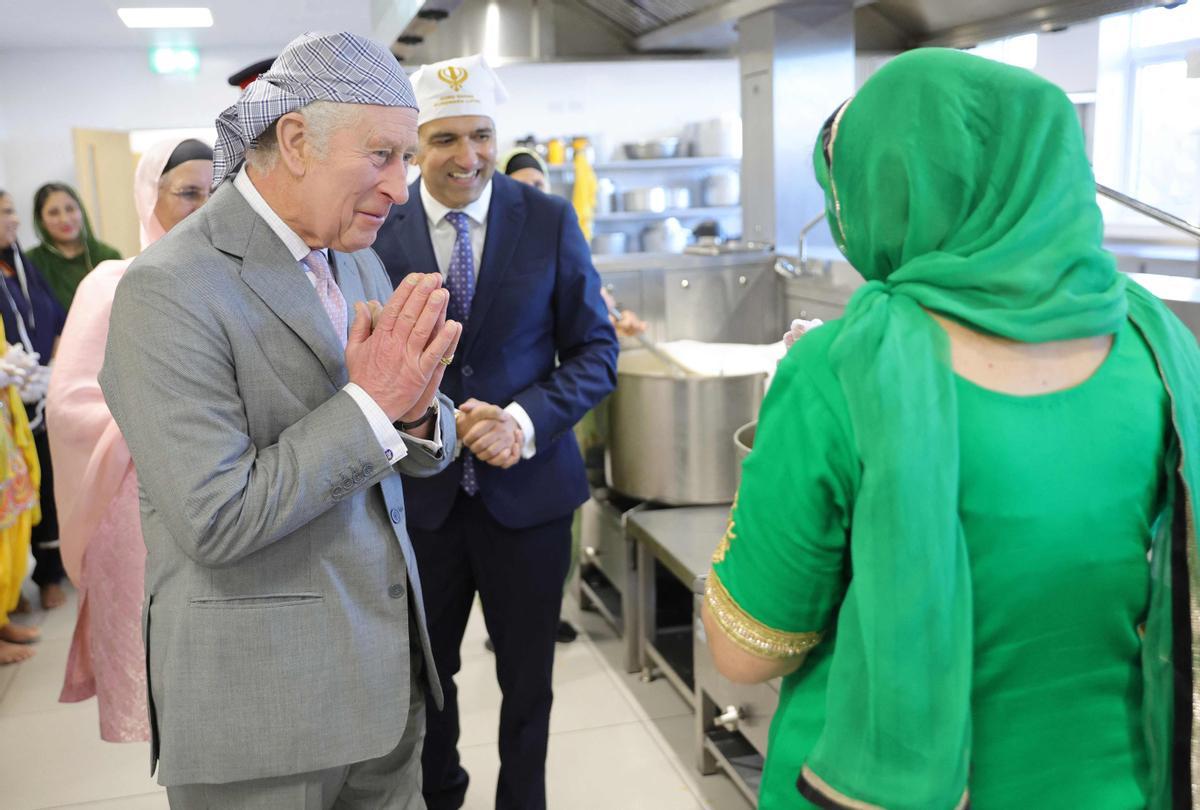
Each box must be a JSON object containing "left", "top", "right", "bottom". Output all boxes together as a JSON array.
[
  {"left": 591, "top": 232, "right": 628, "bottom": 255},
  {"left": 729, "top": 422, "right": 758, "bottom": 492},
  {"left": 733, "top": 420, "right": 756, "bottom": 489},
  {"left": 623, "top": 138, "right": 681, "bottom": 160},
  {"left": 622, "top": 187, "right": 669, "bottom": 213},
  {"left": 734, "top": 421, "right": 756, "bottom": 463}
]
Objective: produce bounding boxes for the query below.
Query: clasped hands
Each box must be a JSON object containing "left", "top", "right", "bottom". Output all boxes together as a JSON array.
[
  {"left": 345, "top": 273, "right": 462, "bottom": 434},
  {"left": 456, "top": 400, "right": 523, "bottom": 469}
]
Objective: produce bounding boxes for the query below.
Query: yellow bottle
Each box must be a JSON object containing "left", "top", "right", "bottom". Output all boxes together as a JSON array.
[{"left": 571, "top": 137, "right": 597, "bottom": 242}]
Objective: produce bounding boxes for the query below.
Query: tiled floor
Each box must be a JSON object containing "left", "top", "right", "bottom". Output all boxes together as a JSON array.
[{"left": 0, "top": 580, "right": 754, "bottom": 810}]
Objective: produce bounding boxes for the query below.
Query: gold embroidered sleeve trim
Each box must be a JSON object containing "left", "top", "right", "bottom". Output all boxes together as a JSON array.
[
  {"left": 705, "top": 568, "right": 822, "bottom": 660},
  {"left": 800, "top": 765, "right": 970, "bottom": 810}
]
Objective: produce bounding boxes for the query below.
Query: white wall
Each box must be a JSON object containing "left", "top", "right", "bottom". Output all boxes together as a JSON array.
[
  {"left": 0, "top": 50, "right": 742, "bottom": 245},
  {"left": 493, "top": 57, "right": 888, "bottom": 157},
  {"left": 0, "top": 40, "right": 1100, "bottom": 246},
  {"left": 0, "top": 45, "right": 272, "bottom": 246},
  {"left": 1033, "top": 20, "right": 1101, "bottom": 94},
  {"left": 491, "top": 59, "right": 740, "bottom": 161}
]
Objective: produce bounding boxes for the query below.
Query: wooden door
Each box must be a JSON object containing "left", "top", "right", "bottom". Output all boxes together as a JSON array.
[{"left": 72, "top": 128, "right": 138, "bottom": 258}]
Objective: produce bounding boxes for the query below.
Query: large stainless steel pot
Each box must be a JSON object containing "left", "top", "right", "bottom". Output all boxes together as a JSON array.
[{"left": 608, "top": 348, "right": 766, "bottom": 505}]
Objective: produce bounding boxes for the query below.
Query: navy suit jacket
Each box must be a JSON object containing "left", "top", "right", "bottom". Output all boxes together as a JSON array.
[{"left": 373, "top": 173, "right": 618, "bottom": 531}]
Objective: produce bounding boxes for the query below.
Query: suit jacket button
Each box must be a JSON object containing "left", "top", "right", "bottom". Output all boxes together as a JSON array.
[
  {"left": 462, "top": 365, "right": 474, "bottom": 377},
  {"left": 388, "top": 583, "right": 406, "bottom": 599},
  {"left": 389, "top": 508, "right": 402, "bottom": 524}
]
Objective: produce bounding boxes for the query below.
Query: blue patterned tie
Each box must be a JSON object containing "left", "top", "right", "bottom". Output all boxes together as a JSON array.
[{"left": 445, "top": 211, "right": 478, "bottom": 495}]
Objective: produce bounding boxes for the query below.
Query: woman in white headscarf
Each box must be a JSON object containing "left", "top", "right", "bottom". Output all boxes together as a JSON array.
[{"left": 48, "top": 137, "right": 212, "bottom": 742}]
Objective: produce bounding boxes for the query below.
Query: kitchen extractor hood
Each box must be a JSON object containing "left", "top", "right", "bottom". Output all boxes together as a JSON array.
[{"left": 380, "top": 0, "right": 1191, "bottom": 63}]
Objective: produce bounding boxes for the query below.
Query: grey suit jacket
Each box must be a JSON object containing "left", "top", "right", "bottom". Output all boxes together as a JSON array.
[{"left": 99, "top": 182, "right": 453, "bottom": 786}]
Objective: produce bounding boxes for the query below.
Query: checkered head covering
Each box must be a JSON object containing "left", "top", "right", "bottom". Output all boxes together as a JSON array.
[{"left": 212, "top": 31, "right": 417, "bottom": 185}]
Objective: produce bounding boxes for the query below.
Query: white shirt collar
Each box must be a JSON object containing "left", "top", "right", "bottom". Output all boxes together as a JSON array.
[
  {"left": 233, "top": 166, "right": 324, "bottom": 262},
  {"left": 420, "top": 178, "right": 492, "bottom": 228}
]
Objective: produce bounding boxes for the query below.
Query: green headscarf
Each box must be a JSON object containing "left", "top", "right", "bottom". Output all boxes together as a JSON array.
[
  {"left": 28, "top": 182, "right": 121, "bottom": 309},
  {"left": 806, "top": 47, "right": 1199, "bottom": 809}
]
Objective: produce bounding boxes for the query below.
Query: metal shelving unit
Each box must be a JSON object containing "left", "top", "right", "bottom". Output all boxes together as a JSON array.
[
  {"left": 597, "top": 205, "right": 740, "bottom": 223},
  {"left": 548, "top": 156, "right": 741, "bottom": 174}
]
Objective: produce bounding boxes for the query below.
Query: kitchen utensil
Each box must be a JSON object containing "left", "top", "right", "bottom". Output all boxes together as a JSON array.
[
  {"left": 641, "top": 218, "right": 691, "bottom": 253},
  {"left": 607, "top": 304, "right": 689, "bottom": 377},
  {"left": 623, "top": 187, "right": 669, "bottom": 213},
  {"left": 692, "top": 220, "right": 722, "bottom": 240},
  {"left": 667, "top": 187, "right": 691, "bottom": 209},
  {"left": 702, "top": 170, "right": 740, "bottom": 206},
  {"left": 695, "top": 116, "right": 742, "bottom": 158},
  {"left": 622, "top": 138, "right": 681, "bottom": 160},
  {"left": 591, "top": 232, "right": 628, "bottom": 255},
  {"left": 596, "top": 178, "right": 616, "bottom": 214}
]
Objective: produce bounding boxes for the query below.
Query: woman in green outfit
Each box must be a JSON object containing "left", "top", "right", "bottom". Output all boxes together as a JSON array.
[
  {"left": 703, "top": 48, "right": 1200, "bottom": 810},
  {"left": 28, "top": 183, "right": 121, "bottom": 310}
]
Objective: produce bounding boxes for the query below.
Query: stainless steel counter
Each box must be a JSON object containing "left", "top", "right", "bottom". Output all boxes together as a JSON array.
[
  {"left": 576, "top": 492, "right": 655, "bottom": 674},
  {"left": 626, "top": 506, "right": 728, "bottom": 585},
  {"left": 625, "top": 506, "right": 728, "bottom": 706},
  {"left": 624, "top": 505, "right": 777, "bottom": 807}
]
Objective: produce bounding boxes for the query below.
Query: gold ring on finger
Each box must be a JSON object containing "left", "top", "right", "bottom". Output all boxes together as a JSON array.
[{"left": 439, "top": 354, "right": 454, "bottom": 366}]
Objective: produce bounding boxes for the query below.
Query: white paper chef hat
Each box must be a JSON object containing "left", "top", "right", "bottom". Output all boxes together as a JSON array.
[{"left": 411, "top": 54, "right": 508, "bottom": 127}]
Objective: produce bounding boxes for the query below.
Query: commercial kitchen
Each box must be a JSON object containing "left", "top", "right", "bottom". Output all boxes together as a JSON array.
[{"left": 1, "top": 0, "right": 1199, "bottom": 808}]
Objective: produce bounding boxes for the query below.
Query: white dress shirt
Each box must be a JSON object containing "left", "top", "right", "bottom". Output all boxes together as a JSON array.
[
  {"left": 234, "top": 167, "right": 442, "bottom": 463},
  {"left": 420, "top": 179, "right": 537, "bottom": 458}
]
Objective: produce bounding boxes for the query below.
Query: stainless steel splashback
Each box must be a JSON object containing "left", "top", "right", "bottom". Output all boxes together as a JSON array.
[{"left": 596, "top": 250, "right": 784, "bottom": 345}]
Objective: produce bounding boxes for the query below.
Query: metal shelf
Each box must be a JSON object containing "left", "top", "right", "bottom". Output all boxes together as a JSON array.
[
  {"left": 548, "top": 156, "right": 741, "bottom": 172},
  {"left": 596, "top": 206, "right": 740, "bottom": 223},
  {"left": 702, "top": 729, "right": 764, "bottom": 807}
]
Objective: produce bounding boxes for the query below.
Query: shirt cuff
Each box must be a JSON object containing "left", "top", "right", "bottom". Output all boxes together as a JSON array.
[
  {"left": 402, "top": 406, "right": 445, "bottom": 455},
  {"left": 343, "top": 383, "right": 408, "bottom": 464},
  {"left": 504, "top": 402, "right": 536, "bottom": 459}
]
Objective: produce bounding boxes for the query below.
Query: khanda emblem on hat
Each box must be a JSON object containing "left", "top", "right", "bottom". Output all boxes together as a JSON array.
[{"left": 437, "top": 66, "right": 469, "bottom": 91}]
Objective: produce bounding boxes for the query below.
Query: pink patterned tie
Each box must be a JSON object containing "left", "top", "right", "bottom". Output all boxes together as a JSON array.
[{"left": 303, "top": 250, "right": 347, "bottom": 348}]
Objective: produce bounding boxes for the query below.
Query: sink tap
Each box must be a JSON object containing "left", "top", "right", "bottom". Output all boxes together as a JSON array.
[{"left": 797, "top": 211, "right": 827, "bottom": 275}]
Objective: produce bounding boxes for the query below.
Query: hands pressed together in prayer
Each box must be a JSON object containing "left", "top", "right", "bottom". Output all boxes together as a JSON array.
[
  {"left": 456, "top": 400, "right": 523, "bottom": 469},
  {"left": 345, "top": 272, "right": 463, "bottom": 437}
]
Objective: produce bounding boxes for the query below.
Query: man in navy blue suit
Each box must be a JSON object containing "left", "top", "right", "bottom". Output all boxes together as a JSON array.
[{"left": 371, "top": 55, "right": 618, "bottom": 810}]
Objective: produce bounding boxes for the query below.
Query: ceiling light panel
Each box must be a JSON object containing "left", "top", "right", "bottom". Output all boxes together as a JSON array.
[{"left": 117, "top": 7, "right": 214, "bottom": 29}]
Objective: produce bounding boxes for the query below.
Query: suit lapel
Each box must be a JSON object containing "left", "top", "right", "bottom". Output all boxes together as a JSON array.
[
  {"left": 385, "top": 181, "right": 439, "bottom": 281},
  {"left": 208, "top": 183, "right": 348, "bottom": 388},
  {"left": 462, "top": 177, "right": 525, "bottom": 359}
]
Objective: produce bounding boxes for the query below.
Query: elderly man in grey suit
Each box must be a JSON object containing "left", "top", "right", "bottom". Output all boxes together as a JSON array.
[{"left": 98, "top": 33, "right": 462, "bottom": 809}]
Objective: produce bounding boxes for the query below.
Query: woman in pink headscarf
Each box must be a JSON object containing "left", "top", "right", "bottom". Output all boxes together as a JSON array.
[{"left": 49, "top": 137, "right": 212, "bottom": 742}]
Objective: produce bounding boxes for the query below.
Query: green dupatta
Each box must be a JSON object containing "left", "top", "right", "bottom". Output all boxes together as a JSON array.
[
  {"left": 28, "top": 183, "right": 119, "bottom": 309},
  {"left": 802, "top": 47, "right": 1199, "bottom": 809}
]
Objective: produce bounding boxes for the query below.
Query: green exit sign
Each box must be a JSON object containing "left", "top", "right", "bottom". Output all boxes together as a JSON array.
[{"left": 150, "top": 47, "right": 200, "bottom": 75}]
